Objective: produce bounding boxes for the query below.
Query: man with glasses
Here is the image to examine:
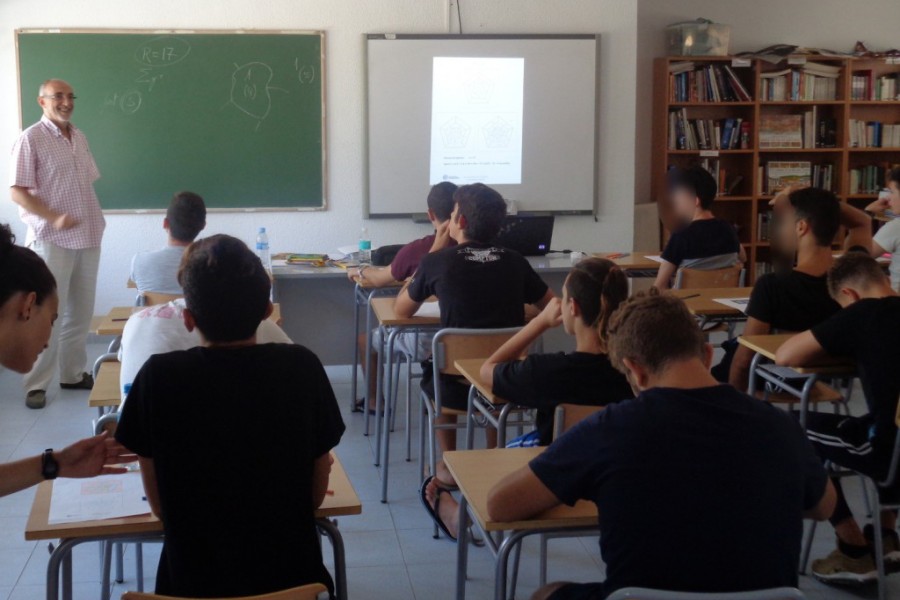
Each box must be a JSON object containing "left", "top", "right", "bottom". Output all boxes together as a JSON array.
[{"left": 9, "top": 79, "right": 105, "bottom": 409}]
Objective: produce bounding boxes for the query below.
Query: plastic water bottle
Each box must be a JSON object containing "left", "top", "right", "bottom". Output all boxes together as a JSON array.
[
  {"left": 256, "top": 227, "right": 272, "bottom": 272},
  {"left": 359, "top": 227, "right": 372, "bottom": 266}
]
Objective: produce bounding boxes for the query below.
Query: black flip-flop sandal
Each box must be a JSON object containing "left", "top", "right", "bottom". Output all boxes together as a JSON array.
[
  {"left": 353, "top": 398, "right": 384, "bottom": 416},
  {"left": 419, "top": 475, "right": 457, "bottom": 542}
]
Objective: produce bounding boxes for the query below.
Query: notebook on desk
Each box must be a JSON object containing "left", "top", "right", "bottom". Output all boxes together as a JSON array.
[{"left": 492, "top": 215, "right": 555, "bottom": 256}]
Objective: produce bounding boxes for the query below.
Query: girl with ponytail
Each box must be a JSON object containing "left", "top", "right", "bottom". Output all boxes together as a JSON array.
[
  {"left": 479, "top": 257, "right": 635, "bottom": 446},
  {"left": 0, "top": 224, "right": 134, "bottom": 496}
]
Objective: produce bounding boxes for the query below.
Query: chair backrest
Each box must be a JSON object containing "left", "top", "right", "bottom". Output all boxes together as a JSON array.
[
  {"left": 606, "top": 587, "right": 808, "bottom": 600},
  {"left": 880, "top": 396, "right": 900, "bottom": 488},
  {"left": 141, "top": 292, "right": 183, "bottom": 306},
  {"left": 122, "top": 583, "right": 329, "bottom": 600},
  {"left": 553, "top": 404, "right": 604, "bottom": 441},
  {"left": 674, "top": 265, "right": 744, "bottom": 290}
]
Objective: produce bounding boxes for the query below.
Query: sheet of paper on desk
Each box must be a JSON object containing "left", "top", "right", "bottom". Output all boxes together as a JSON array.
[
  {"left": 414, "top": 302, "right": 441, "bottom": 318},
  {"left": 643, "top": 255, "right": 665, "bottom": 263},
  {"left": 49, "top": 472, "right": 150, "bottom": 524},
  {"left": 713, "top": 297, "right": 751, "bottom": 312}
]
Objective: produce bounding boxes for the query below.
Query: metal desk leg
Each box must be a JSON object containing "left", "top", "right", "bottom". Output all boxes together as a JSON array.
[
  {"left": 317, "top": 518, "right": 348, "bottom": 600},
  {"left": 380, "top": 328, "right": 400, "bottom": 503},
  {"left": 496, "top": 404, "right": 514, "bottom": 448},
  {"left": 100, "top": 541, "right": 113, "bottom": 600},
  {"left": 456, "top": 495, "right": 470, "bottom": 600},
  {"left": 364, "top": 294, "right": 378, "bottom": 438},
  {"left": 799, "top": 374, "right": 820, "bottom": 430},
  {"left": 62, "top": 550, "right": 73, "bottom": 600},
  {"left": 465, "top": 386, "right": 478, "bottom": 450},
  {"left": 495, "top": 530, "right": 530, "bottom": 600},
  {"left": 748, "top": 352, "right": 762, "bottom": 396},
  {"left": 351, "top": 284, "right": 362, "bottom": 413}
]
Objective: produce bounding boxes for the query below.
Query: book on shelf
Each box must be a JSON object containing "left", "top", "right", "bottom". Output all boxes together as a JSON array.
[
  {"left": 667, "top": 110, "right": 749, "bottom": 150},
  {"left": 851, "top": 71, "right": 899, "bottom": 101},
  {"left": 811, "top": 163, "right": 834, "bottom": 191},
  {"left": 673, "top": 159, "right": 743, "bottom": 196},
  {"left": 755, "top": 262, "right": 774, "bottom": 279},
  {"left": 759, "top": 114, "right": 802, "bottom": 148},
  {"left": 757, "top": 210, "right": 774, "bottom": 241},
  {"left": 763, "top": 161, "right": 812, "bottom": 193},
  {"left": 849, "top": 119, "right": 900, "bottom": 148},
  {"left": 849, "top": 162, "right": 900, "bottom": 194},
  {"left": 760, "top": 62, "right": 840, "bottom": 101},
  {"left": 669, "top": 62, "right": 752, "bottom": 103}
]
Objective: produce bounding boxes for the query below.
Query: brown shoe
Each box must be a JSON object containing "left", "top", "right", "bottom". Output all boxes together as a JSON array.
[{"left": 60, "top": 372, "right": 94, "bottom": 390}]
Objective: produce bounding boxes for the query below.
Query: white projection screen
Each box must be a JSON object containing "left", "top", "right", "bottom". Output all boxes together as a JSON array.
[{"left": 366, "top": 34, "right": 600, "bottom": 217}]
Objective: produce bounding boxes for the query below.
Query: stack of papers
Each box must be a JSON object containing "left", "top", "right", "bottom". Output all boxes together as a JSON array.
[
  {"left": 49, "top": 472, "right": 150, "bottom": 524},
  {"left": 713, "top": 297, "right": 750, "bottom": 313}
]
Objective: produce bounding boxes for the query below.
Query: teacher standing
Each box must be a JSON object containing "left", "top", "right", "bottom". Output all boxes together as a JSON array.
[{"left": 9, "top": 79, "right": 105, "bottom": 409}]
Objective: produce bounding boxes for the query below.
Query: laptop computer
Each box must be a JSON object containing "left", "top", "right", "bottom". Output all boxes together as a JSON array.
[{"left": 492, "top": 215, "right": 555, "bottom": 256}]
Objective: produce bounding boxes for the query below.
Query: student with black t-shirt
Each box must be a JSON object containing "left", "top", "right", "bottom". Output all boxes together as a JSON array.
[
  {"left": 653, "top": 166, "right": 746, "bottom": 290},
  {"left": 728, "top": 187, "right": 872, "bottom": 391},
  {"left": 394, "top": 183, "right": 553, "bottom": 540},
  {"left": 116, "top": 235, "right": 345, "bottom": 598},
  {"left": 479, "top": 257, "right": 634, "bottom": 447},
  {"left": 777, "top": 253, "right": 900, "bottom": 585}
]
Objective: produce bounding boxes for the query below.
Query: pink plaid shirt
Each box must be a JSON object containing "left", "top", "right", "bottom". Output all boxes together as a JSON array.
[{"left": 10, "top": 116, "right": 105, "bottom": 249}]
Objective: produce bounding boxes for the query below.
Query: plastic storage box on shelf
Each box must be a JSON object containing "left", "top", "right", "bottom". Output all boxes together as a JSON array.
[{"left": 666, "top": 18, "right": 731, "bottom": 57}]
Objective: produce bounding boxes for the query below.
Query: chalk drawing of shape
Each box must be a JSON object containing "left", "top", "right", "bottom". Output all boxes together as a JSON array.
[
  {"left": 229, "top": 62, "right": 276, "bottom": 121},
  {"left": 482, "top": 116, "right": 514, "bottom": 148},
  {"left": 441, "top": 117, "right": 471, "bottom": 148}
]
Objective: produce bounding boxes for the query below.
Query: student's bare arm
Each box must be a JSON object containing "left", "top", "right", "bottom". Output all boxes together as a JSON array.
[
  {"left": 481, "top": 298, "right": 563, "bottom": 387},
  {"left": 775, "top": 331, "right": 829, "bottom": 367},
  {"left": 393, "top": 288, "right": 423, "bottom": 319},
  {"left": 138, "top": 458, "right": 163, "bottom": 518},
  {"left": 804, "top": 479, "right": 837, "bottom": 521},
  {"left": 347, "top": 266, "right": 400, "bottom": 288},
  {"left": 11, "top": 186, "right": 75, "bottom": 229},
  {"left": 487, "top": 466, "right": 561, "bottom": 522},
  {"left": 653, "top": 260, "right": 677, "bottom": 290},
  {"left": 728, "top": 316, "right": 771, "bottom": 391},
  {"left": 871, "top": 240, "right": 888, "bottom": 258},
  {"left": 312, "top": 452, "right": 333, "bottom": 509},
  {"left": 841, "top": 202, "right": 873, "bottom": 251}
]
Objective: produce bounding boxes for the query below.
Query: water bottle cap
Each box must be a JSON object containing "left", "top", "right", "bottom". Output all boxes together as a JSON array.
[{"left": 258, "top": 227, "right": 266, "bottom": 233}]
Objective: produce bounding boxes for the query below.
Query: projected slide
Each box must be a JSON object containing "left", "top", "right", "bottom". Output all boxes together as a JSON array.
[{"left": 430, "top": 57, "right": 525, "bottom": 185}]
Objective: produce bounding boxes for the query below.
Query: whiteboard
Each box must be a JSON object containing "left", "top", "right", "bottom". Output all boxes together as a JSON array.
[{"left": 366, "top": 34, "right": 600, "bottom": 217}]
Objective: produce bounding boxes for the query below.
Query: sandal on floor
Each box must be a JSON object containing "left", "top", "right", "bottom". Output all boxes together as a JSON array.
[
  {"left": 353, "top": 398, "right": 384, "bottom": 416},
  {"left": 419, "top": 476, "right": 457, "bottom": 542}
]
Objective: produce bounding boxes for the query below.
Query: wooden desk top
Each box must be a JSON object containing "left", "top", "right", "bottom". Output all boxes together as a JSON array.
[
  {"left": 454, "top": 358, "right": 506, "bottom": 406},
  {"left": 739, "top": 334, "right": 855, "bottom": 375},
  {"left": 25, "top": 454, "right": 361, "bottom": 541},
  {"left": 591, "top": 252, "right": 661, "bottom": 271},
  {"left": 673, "top": 287, "right": 753, "bottom": 317},
  {"left": 89, "top": 362, "right": 122, "bottom": 408},
  {"left": 443, "top": 448, "right": 597, "bottom": 533},
  {"left": 93, "top": 304, "right": 283, "bottom": 337},
  {"left": 370, "top": 297, "right": 441, "bottom": 327}
]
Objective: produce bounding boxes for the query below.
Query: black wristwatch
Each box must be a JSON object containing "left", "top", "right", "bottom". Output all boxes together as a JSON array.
[{"left": 41, "top": 449, "right": 59, "bottom": 480}]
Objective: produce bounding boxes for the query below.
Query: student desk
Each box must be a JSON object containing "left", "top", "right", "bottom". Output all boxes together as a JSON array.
[
  {"left": 94, "top": 304, "right": 284, "bottom": 338},
  {"left": 444, "top": 448, "right": 598, "bottom": 600},
  {"left": 674, "top": 287, "right": 752, "bottom": 319},
  {"left": 454, "top": 358, "right": 532, "bottom": 450},
  {"left": 591, "top": 252, "right": 662, "bottom": 272},
  {"left": 370, "top": 297, "right": 441, "bottom": 503},
  {"left": 739, "top": 334, "right": 855, "bottom": 427},
  {"left": 89, "top": 361, "right": 121, "bottom": 415},
  {"left": 25, "top": 455, "right": 361, "bottom": 600},
  {"left": 350, "top": 280, "right": 403, "bottom": 413}
]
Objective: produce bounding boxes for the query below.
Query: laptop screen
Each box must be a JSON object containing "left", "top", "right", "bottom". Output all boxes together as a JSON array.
[{"left": 492, "top": 215, "right": 555, "bottom": 256}]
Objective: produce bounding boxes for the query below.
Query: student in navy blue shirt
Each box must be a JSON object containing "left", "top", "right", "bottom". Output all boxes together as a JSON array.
[
  {"left": 487, "top": 292, "right": 835, "bottom": 600},
  {"left": 654, "top": 166, "right": 745, "bottom": 290}
]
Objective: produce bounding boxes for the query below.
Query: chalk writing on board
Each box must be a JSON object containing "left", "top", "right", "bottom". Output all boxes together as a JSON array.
[
  {"left": 227, "top": 62, "right": 288, "bottom": 131},
  {"left": 102, "top": 89, "right": 143, "bottom": 115},
  {"left": 134, "top": 36, "right": 191, "bottom": 67},
  {"left": 294, "top": 58, "right": 316, "bottom": 84},
  {"left": 135, "top": 68, "right": 165, "bottom": 91}
]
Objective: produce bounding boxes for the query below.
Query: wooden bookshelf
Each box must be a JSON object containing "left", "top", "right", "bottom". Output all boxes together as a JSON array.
[{"left": 652, "top": 55, "right": 900, "bottom": 284}]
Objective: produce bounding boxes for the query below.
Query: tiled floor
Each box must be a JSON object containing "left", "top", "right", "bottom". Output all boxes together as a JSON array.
[{"left": 0, "top": 342, "right": 895, "bottom": 600}]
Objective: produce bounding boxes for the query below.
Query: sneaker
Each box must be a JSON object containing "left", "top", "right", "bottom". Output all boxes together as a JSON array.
[
  {"left": 25, "top": 390, "right": 46, "bottom": 409},
  {"left": 864, "top": 524, "right": 900, "bottom": 570},
  {"left": 59, "top": 372, "right": 94, "bottom": 390},
  {"left": 812, "top": 546, "right": 878, "bottom": 586}
]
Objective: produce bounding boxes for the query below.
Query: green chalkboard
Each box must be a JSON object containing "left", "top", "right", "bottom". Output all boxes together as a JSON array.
[{"left": 16, "top": 30, "right": 325, "bottom": 211}]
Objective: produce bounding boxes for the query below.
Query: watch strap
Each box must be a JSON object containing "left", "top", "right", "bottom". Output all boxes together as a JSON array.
[{"left": 41, "top": 448, "right": 59, "bottom": 480}]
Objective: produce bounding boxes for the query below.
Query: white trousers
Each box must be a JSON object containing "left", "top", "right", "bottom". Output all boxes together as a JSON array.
[{"left": 23, "top": 241, "right": 101, "bottom": 392}]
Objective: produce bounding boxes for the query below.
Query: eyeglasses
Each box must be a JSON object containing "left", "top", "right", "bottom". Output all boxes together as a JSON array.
[{"left": 41, "top": 94, "right": 77, "bottom": 101}]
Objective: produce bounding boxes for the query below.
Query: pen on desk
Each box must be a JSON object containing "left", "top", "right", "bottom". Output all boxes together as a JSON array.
[
  {"left": 606, "top": 252, "right": 623, "bottom": 259},
  {"left": 325, "top": 490, "right": 335, "bottom": 496},
  {"left": 677, "top": 293, "right": 701, "bottom": 300},
  {"left": 111, "top": 318, "right": 129, "bottom": 322}
]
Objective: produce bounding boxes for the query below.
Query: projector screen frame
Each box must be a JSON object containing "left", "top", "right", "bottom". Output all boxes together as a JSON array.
[{"left": 364, "top": 33, "right": 601, "bottom": 220}]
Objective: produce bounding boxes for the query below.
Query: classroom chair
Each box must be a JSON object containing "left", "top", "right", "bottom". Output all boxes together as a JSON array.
[
  {"left": 418, "top": 327, "right": 521, "bottom": 538},
  {"left": 606, "top": 587, "right": 807, "bottom": 600},
  {"left": 673, "top": 264, "right": 745, "bottom": 290},
  {"left": 800, "top": 399, "right": 900, "bottom": 600},
  {"left": 137, "top": 291, "right": 183, "bottom": 307},
  {"left": 121, "top": 583, "right": 330, "bottom": 600}
]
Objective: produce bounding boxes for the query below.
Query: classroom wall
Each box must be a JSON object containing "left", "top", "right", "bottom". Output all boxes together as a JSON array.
[{"left": 0, "top": 0, "right": 639, "bottom": 313}]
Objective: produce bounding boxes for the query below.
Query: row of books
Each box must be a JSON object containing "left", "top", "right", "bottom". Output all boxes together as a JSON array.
[
  {"left": 850, "top": 71, "right": 899, "bottom": 101},
  {"left": 667, "top": 110, "right": 750, "bottom": 150},
  {"left": 758, "top": 161, "right": 834, "bottom": 194},
  {"left": 755, "top": 262, "right": 775, "bottom": 279},
  {"left": 759, "top": 112, "right": 837, "bottom": 149},
  {"left": 848, "top": 120, "right": 900, "bottom": 149},
  {"left": 668, "top": 61, "right": 753, "bottom": 103},
  {"left": 692, "top": 159, "right": 744, "bottom": 196},
  {"left": 760, "top": 63, "right": 841, "bottom": 102},
  {"left": 849, "top": 163, "right": 900, "bottom": 195},
  {"left": 757, "top": 210, "right": 775, "bottom": 242}
]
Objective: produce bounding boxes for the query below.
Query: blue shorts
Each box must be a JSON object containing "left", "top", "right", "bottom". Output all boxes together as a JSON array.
[{"left": 547, "top": 582, "right": 607, "bottom": 600}]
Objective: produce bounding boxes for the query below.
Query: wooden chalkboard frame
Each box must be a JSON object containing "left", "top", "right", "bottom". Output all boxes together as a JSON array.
[{"left": 15, "top": 28, "right": 328, "bottom": 213}]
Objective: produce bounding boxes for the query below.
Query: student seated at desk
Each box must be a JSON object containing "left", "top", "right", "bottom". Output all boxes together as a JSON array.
[
  {"left": 867, "top": 168, "right": 900, "bottom": 291},
  {"left": 347, "top": 182, "right": 457, "bottom": 412},
  {"left": 653, "top": 166, "right": 745, "bottom": 290},
  {"left": 394, "top": 183, "right": 553, "bottom": 538},
  {"left": 478, "top": 257, "right": 634, "bottom": 447},
  {"left": 130, "top": 191, "right": 206, "bottom": 295},
  {"left": 488, "top": 292, "right": 836, "bottom": 600},
  {"left": 777, "top": 252, "right": 900, "bottom": 585},
  {"left": 118, "top": 297, "right": 292, "bottom": 405},
  {"left": 116, "top": 235, "right": 344, "bottom": 598},
  {"left": 728, "top": 187, "right": 872, "bottom": 390},
  {"left": 0, "top": 224, "right": 135, "bottom": 496}
]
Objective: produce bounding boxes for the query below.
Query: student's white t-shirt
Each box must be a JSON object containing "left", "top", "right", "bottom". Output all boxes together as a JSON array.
[
  {"left": 130, "top": 246, "right": 188, "bottom": 295},
  {"left": 118, "top": 299, "right": 293, "bottom": 404},
  {"left": 874, "top": 219, "right": 900, "bottom": 291}
]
